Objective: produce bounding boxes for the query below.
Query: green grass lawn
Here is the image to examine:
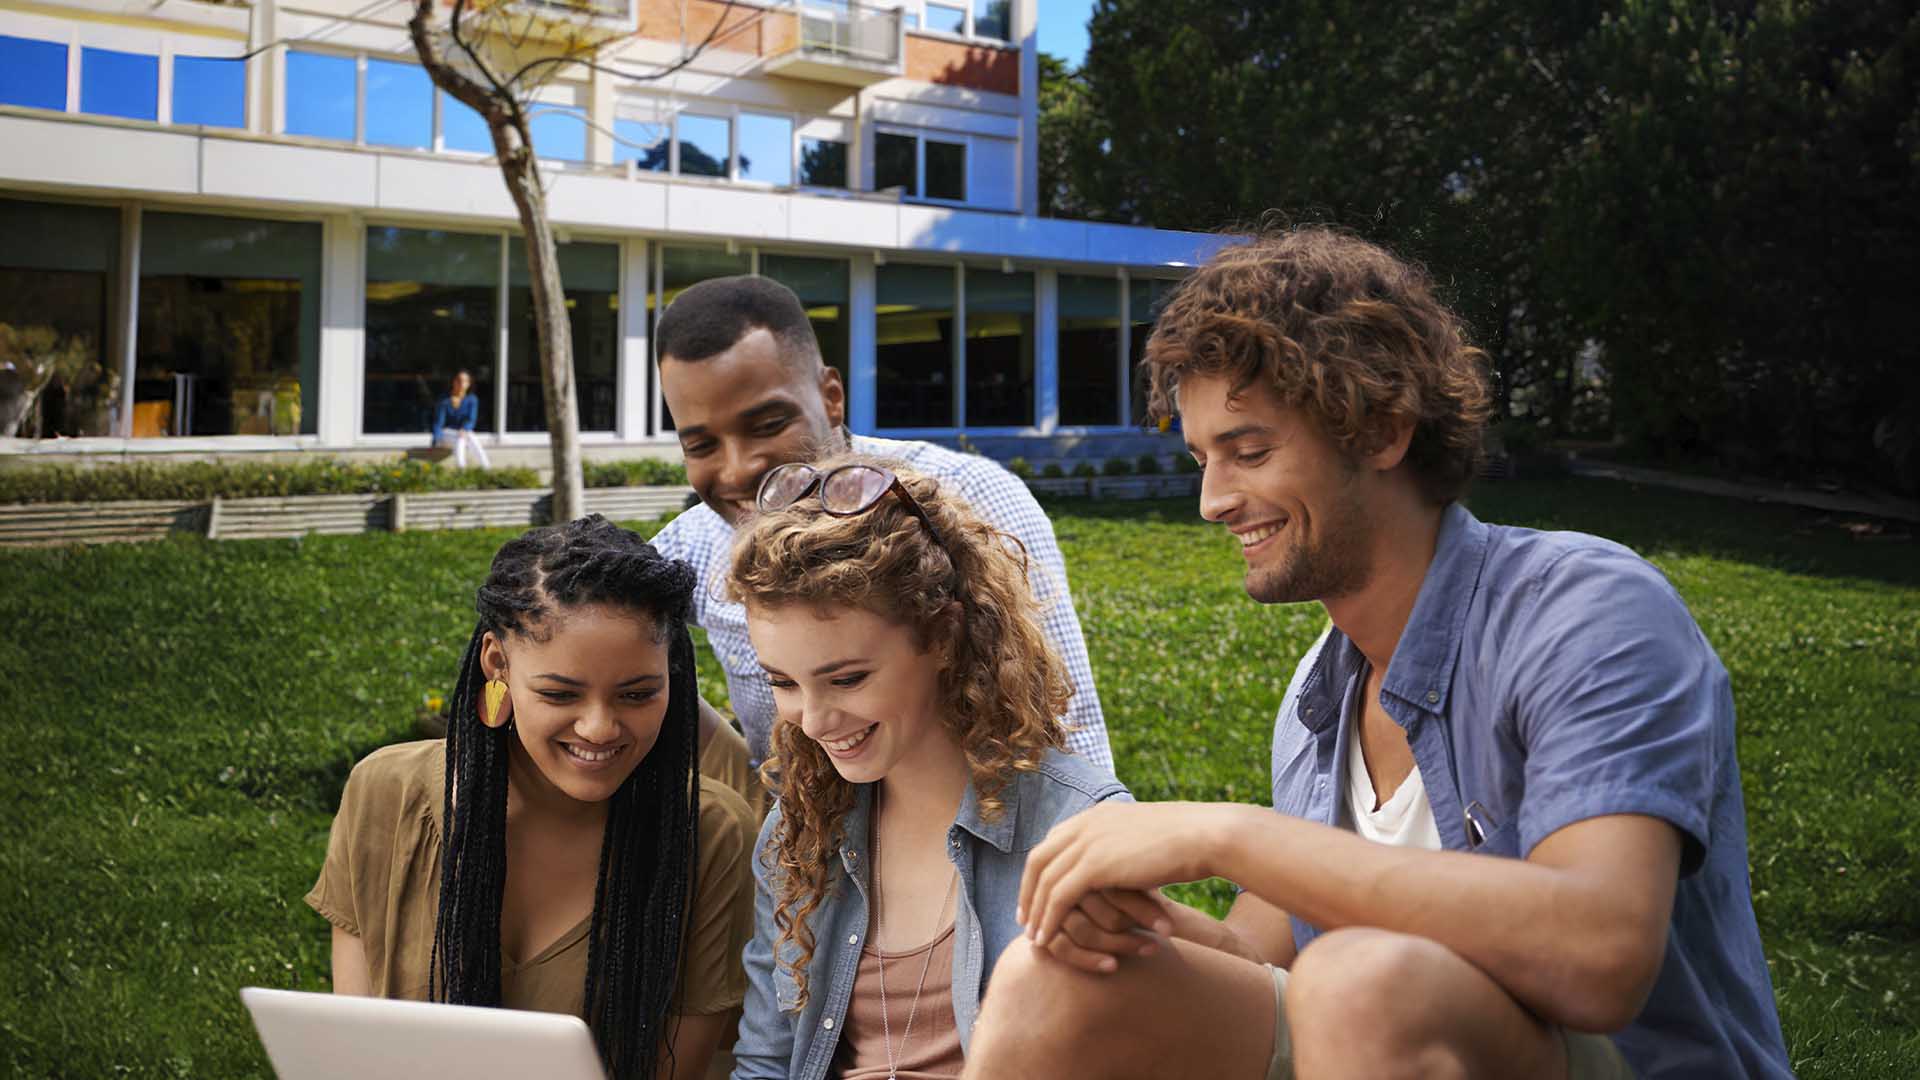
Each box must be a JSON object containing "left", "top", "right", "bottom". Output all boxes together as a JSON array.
[{"left": 1, "top": 476, "right": 1914, "bottom": 1076}]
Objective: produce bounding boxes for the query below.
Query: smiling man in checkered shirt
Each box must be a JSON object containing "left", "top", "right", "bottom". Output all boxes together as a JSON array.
[{"left": 648, "top": 275, "right": 1115, "bottom": 786}]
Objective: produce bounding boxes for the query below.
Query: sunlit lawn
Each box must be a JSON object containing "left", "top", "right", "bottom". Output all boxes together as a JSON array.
[{"left": 0, "top": 475, "right": 1913, "bottom": 1076}]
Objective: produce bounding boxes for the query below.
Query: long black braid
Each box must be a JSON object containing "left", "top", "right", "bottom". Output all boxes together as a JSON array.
[{"left": 431, "top": 515, "right": 702, "bottom": 1080}]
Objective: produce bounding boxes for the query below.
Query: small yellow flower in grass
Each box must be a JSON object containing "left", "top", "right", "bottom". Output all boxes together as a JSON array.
[{"left": 425, "top": 692, "right": 445, "bottom": 713}]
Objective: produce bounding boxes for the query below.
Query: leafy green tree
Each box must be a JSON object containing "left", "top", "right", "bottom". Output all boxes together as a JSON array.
[{"left": 1058, "top": 0, "right": 1920, "bottom": 487}]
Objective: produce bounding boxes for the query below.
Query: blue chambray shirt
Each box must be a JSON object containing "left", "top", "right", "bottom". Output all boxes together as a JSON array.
[
  {"left": 730, "top": 749, "right": 1130, "bottom": 1080},
  {"left": 1270, "top": 503, "right": 1792, "bottom": 1078}
]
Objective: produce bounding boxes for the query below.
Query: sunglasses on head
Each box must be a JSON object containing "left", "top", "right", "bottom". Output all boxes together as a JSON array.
[{"left": 754, "top": 462, "right": 946, "bottom": 547}]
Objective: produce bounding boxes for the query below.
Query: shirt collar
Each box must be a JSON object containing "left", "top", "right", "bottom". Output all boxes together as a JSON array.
[
  {"left": 954, "top": 770, "right": 1020, "bottom": 853},
  {"left": 1292, "top": 502, "right": 1490, "bottom": 730},
  {"left": 837, "top": 771, "right": 1023, "bottom": 865},
  {"left": 1378, "top": 502, "right": 1490, "bottom": 717}
]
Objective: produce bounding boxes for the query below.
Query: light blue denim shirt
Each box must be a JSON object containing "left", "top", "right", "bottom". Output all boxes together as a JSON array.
[
  {"left": 1270, "top": 503, "right": 1792, "bottom": 1078},
  {"left": 731, "top": 748, "right": 1130, "bottom": 1080}
]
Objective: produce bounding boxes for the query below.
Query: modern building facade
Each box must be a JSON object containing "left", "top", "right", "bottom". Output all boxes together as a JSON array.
[{"left": 0, "top": 0, "right": 1217, "bottom": 466}]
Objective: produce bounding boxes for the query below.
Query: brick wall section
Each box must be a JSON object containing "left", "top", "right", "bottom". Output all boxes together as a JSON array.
[
  {"left": 905, "top": 34, "right": 1019, "bottom": 95},
  {"left": 634, "top": 0, "right": 770, "bottom": 56}
]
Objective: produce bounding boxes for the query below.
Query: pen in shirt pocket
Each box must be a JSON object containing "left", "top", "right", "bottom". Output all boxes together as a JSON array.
[{"left": 1463, "top": 800, "right": 1498, "bottom": 849}]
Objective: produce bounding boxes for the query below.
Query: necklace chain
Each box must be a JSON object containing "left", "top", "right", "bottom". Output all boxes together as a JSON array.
[{"left": 872, "top": 808, "right": 959, "bottom": 1080}]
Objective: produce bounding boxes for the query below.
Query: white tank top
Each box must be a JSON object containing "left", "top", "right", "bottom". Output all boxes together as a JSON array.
[{"left": 1344, "top": 677, "right": 1445, "bottom": 851}]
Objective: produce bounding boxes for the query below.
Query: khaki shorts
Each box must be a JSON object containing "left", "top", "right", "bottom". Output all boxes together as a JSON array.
[{"left": 1263, "top": 965, "right": 1634, "bottom": 1080}]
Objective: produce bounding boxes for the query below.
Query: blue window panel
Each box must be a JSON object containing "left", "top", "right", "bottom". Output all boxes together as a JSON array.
[
  {"left": 926, "top": 2, "right": 966, "bottom": 34},
  {"left": 676, "top": 113, "right": 730, "bottom": 178},
  {"left": 171, "top": 55, "right": 244, "bottom": 128},
  {"left": 0, "top": 35, "right": 67, "bottom": 111},
  {"left": 737, "top": 113, "right": 793, "bottom": 186},
  {"left": 365, "top": 58, "right": 432, "bottom": 149},
  {"left": 80, "top": 47, "right": 158, "bottom": 121},
  {"left": 530, "top": 106, "right": 587, "bottom": 162},
  {"left": 973, "top": 0, "right": 1010, "bottom": 41},
  {"left": 613, "top": 119, "right": 669, "bottom": 171},
  {"left": 285, "top": 51, "right": 356, "bottom": 141},
  {"left": 443, "top": 91, "right": 492, "bottom": 153}
]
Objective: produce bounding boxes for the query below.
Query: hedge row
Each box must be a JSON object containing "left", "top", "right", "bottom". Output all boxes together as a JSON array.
[
  {"left": 1005, "top": 454, "right": 1200, "bottom": 480},
  {"left": 0, "top": 457, "right": 688, "bottom": 505}
]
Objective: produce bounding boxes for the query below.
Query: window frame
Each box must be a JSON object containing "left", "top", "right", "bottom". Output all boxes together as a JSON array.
[
  {"left": 899, "top": 0, "right": 1014, "bottom": 46},
  {"left": 1, "top": 16, "right": 253, "bottom": 128},
  {"left": 871, "top": 123, "right": 972, "bottom": 207}
]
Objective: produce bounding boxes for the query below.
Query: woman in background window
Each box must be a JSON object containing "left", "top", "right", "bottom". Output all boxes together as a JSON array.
[{"left": 432, "top": 369, "right": 490, "bottom": 468}]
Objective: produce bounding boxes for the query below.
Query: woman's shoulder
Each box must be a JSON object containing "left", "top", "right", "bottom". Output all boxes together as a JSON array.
[
  {"left": 1028, "top": 747, "right": 1129, "bottom": 803},
  {"left": 696, "top": 773, "right": 756, "bottom": 863},
  {"left": 1005, "top": 748, "right": 1131, "bottom": 848},
  {"left": 340, "top": 740, "right": 446, "bottom": 823}
]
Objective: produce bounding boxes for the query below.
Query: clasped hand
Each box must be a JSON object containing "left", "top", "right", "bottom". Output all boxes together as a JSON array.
[{"left": 1015, "top": 802, "right": 1259, "bottom": 974}]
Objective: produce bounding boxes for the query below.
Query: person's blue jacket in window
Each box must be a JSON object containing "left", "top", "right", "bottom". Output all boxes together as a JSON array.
[{"left": 431, "top": 394, "right": 477, "bottom": 445}]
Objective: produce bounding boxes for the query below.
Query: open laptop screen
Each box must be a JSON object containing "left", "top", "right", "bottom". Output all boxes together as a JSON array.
[{"left": 241, "top": 987, "right": 607, "bottom": 1080}]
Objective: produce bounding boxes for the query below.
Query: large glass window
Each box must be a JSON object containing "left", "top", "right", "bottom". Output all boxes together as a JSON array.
[
  {"left": 507, "top": 240, "right": 619, "bottom": 433},
  {"left": 677, "top": 113, "right": 730, "bottom": 177},
  {"left": 363, "top": 227, "right": 499, "bottom": 436},
  {"left": 286, "top": 51, "right": 356, "bottom": 141},
  {"left": 762, "top": 254, "right": 850, "bottom": 389},
  {"left": 615, "top": 119, "right": 670, "bottom": 172},
  {"left": 443, "top": 91, "right": 492, "bottom": 154},
  {"left": 654, "top": 246, "right": 751, "bottom": 430},
  {"left": 81, "top": 47, "right": 158, "bottom": 121},
  {"left": 875, "top": 131, "right": 965, "bottom": 202},
  {"left": 0, "top": 35, "right": 66, "bottom": 111},
  {"left": 925, "top": 139, "right": 966, "bottom": 201},
  {"left": 973, "top": 0, "right": 1011, "bottom": 41},
  {"left": 1129, "top": 278, "right": 1180, "bottom": 425},
  {"left": 738, "top": 113, "right": 793, "bottom": 186},
  {"left": 964, "top": 268, "right": 1032, "bottom": 427},
  {"left": 136, "top": 213, "right": 321, "bottom": 437},
  {"left": 365, "top": 58, "right": 432, "bottom": 149},
  {"left": 875, "top": 131, "right": 916, "bottom": 196},
  {"left": 0, "top": 199, "right": 119, "bottom": 438},
  {"left": 1058, "top": 275, "right": 1122, "bottom": 426},
  {"left": 172, "top": 55, "right": 244, "bottom": 128},
  {"left": 531, "top": 103, "right": 588, "bottom": 162},
  {"left": 799, "top": 138, "right": 847, "bottom": 188},
  {"left": 925, "top": 2, "right": 967, "bottom": 34},
  {"left": 876, "top": 263, "right": 955, "bottom": 428}
]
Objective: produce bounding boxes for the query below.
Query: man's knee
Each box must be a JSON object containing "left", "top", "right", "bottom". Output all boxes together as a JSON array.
[
  {"left": 974, "top": 937, "right": 1105, "bottom": 1053},
  {"left": 981, "top": 937, "right": 1083, "bottom": 1024},
  {"left": 1287, "top": 929, "right": 1462, "bottom": 1050}
]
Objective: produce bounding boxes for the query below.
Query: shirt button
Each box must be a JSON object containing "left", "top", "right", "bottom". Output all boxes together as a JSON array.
[
  {"left": 822, "top": 1018, "right": 834, "bottom": 1030},
  {"left": 1426, "top": 690, "right": 1440, "bottom": 704},
  {"left": 848, "top": 934, "right": 858, "bottom": 944}
]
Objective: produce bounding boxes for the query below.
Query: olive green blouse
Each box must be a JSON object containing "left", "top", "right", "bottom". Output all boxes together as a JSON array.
[{"left": 306, "top": 740, "right": 753, "bottom": 1018}]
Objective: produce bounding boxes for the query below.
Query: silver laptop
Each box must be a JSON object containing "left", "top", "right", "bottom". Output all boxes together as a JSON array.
[{"left": 240, "top": 987, "right": 607, "bottom": 1080}]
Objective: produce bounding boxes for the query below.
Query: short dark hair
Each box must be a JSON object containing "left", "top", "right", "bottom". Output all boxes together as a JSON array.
[
  {"left": 655, "top": 274, "right": 820, "bottom": 369},
  {"left": 1143, "top": 228, "right": 1491, "bottom": 504}
]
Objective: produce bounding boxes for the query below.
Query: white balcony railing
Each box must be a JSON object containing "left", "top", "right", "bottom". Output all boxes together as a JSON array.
[{"left": 796, "top": 1, "right": 902, "bottom": 66}]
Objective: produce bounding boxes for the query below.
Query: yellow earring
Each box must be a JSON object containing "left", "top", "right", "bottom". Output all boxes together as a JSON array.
[{"left": 480, "top": 678, "right": 512, "bottom": 729}]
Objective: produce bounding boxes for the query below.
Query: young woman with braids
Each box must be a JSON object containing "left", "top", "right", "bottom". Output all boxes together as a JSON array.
[
  {"left": 725, "top": 456, "right": 1131, "bottom": 1080},
  {"left": 306, "top": 515, "right": 756, "bottom": 1080}
]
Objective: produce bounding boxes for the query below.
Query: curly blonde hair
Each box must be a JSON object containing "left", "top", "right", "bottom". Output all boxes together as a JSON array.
[
  {"left": 1142, "top": 227, "right": 1492, "bottom": 504},
  {"left": 725, "top": 455, "right": 1069, "bottom": 1011}
]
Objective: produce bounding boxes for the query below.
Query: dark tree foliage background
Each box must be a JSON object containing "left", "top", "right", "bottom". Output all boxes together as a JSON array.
[{"left": 1042, "top": 1, "right": 1920, "bottom": 492}]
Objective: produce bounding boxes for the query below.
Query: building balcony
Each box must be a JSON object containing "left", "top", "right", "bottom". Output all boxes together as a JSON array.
[{"left": 761, "top": 1, "right": 905, "bottom": 88}]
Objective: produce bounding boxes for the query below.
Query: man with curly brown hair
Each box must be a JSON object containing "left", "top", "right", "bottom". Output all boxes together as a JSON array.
[{"left": 961, "top": 229, "right": 1790, "bottom": 1079}]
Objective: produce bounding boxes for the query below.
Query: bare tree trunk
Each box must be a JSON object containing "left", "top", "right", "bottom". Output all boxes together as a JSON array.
[
  {"left": 497, "top": 130, "right": 586, "bottom": 523},
  {"left": 408, "top": 0, "right": 585, "bottom": 523}
]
